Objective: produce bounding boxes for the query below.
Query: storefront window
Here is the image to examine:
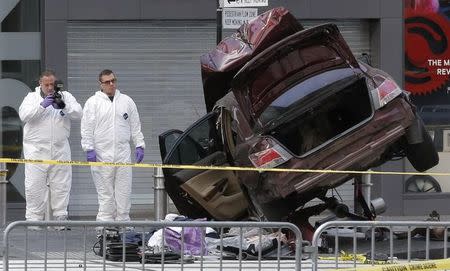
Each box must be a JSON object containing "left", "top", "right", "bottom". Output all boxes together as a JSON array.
[
  {"left": 404, "top": 0, "right": 450, "bottom": 194},
  {"left": 0, "top": 0, "right": 41, "bottom": 204},
  {"left": 2, "top": 0, "right": 41, "bottom": 89}
]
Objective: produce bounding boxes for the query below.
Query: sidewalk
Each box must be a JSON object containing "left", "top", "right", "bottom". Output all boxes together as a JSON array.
[
  {"left": 1, "top": 220, "right": 303, "bottom": 270},
  {"left": 2, "top": 209, "right": 449, "bottom": 268}
]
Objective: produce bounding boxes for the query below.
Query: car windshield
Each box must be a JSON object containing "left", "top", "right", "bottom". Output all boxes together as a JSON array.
[{"left": 260, "top": 68, "right": 357, "bottom": 127}]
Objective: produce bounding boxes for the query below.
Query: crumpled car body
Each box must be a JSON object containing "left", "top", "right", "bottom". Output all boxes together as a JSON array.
[{"left": 159, "top": 7, "right": 439, "bottom": 239}]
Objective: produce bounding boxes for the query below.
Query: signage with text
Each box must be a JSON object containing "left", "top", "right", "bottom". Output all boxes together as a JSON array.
[
  {"left": 222, "top": 8, "right": 258, "bottom": 29},
  {"left": 223, "top": 0, "right": 268, "bottom": 8}
]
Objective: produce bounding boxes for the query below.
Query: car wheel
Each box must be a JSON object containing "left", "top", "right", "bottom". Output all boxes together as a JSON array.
[{"left": 405, "top": 125, "right": 439, "bottom": 172}]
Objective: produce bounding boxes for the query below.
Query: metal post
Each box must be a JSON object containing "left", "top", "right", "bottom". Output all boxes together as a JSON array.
[
  {"left": 45, "top": 184, "right": 53, "bottom": 220},
  {"left": 153, "top": 167, "right": 167, "bottom": 221},
  {"left": 353, "top": 176, "right": 362, "bottom": 215},
  {"left": 0, "top": 163, "right": 8, "bottom": 227},
  {"left": 354, "top": 172, "right": 372, "bottom": 215},
  {"left": 361, "top": 171, "right": 372, "bottom": 206},
  {"left": 216, "top": 0, "right": 223, "bottom": 44}
]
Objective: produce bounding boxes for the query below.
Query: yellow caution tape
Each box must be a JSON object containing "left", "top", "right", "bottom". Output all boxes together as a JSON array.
[
  {"left": 331, "top": 258, "right": 450, "bottom": 271},
  {"left": 0, "top": 157, "right": 449, "bottom": 177},
  {"left": 320, "top": 251, "right": 397, "bottom": 265},
  {"left": 319, "top": 251, "right": 368, "bottom": 263}
]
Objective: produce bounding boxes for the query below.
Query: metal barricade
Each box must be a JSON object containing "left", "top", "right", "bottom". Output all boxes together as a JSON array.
[
  {"left": 310, "top": 220, "right": 450, "bottom": 271},
  {"left": 2, "top": 220, "right": 302, "bottom": 271}
]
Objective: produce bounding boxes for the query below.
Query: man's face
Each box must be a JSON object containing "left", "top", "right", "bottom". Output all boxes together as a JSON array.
[
  {"left": 39, "top": 75, "right": 56, "bottom": 96},
  {"left": 99, "top": 73, "right": 116, "bottom": 96}
]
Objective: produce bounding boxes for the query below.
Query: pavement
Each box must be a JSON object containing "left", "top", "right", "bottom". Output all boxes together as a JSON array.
[
  {"left": 0, "top": 223, "right": 304, "bottom": 270},
  {"left": 324, "top": 228, "right": 450, "bottom": 259},
  {"left": 2, "top": 208, "right": 450, "bottom": 270},
  {"left": 315, "top": 214, "right": 450, "bottom": 259},
  {"left": 0, "top": 226, "right": 448, "bottom": 270}
]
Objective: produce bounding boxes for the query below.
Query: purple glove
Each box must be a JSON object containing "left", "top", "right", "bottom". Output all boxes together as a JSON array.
[
  {"left": 87, "top": 150, "right": 97, "bottom": 162},
  {"left": 135, "top": 147, "right": 144, "bottom": 163},
  {"left": 40, "top": 95, "right": 54, "bottom": 108}
]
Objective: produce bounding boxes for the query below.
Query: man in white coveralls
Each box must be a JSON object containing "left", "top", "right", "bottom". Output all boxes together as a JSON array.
[
  {"left": 81, "top": 69, "right": 145, "bottom": 224},
  {"left": 19, "top": 70, "right": 82, "bottom": 228}
]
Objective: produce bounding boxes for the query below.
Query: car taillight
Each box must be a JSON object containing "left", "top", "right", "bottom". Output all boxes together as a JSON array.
[
  {"left": 248, "top": 143, "right": 292, "bottom": 168},
  {"left": 371, "top": 75, "right": 403, "bottom": 109}
]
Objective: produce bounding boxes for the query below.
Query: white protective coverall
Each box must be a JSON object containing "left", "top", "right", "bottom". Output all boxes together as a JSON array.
[
  {"left": 19, "top": 87, "right": 82, "bottom": 221},
  {"left": 81, "top": 89, "right": 145, "bottom": 221}
]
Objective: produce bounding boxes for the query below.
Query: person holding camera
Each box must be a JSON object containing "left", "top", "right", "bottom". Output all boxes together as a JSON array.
[
  {"left": 81, "top": 69, "right": 145, "bottom": 223},
  {"left": 19, "top": 70, "right": 82, "bottom": 227}
]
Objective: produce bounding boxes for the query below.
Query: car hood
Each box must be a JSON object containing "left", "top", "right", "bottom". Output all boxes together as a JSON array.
[
  {"left": 231, "top": 23, "right": 361, "bottom": 128},
  {"left": 200, "top": 7, "right": 303, "bottom": 112}
]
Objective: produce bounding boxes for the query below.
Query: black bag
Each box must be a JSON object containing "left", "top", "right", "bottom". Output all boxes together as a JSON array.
[
  {"left": 141, "top": 251, "right": 184, "bottom": 264},
  {"left": 93, "top": 238, "right": 141, "bottom": 262},
  {"left": 93, "top": 228, "right": 144, "bottom": 262},
  {"left": 105, "top": 242, "right": 141, "bottom": 262}
]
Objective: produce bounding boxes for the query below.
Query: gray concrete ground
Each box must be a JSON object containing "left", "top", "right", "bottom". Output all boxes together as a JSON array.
[
  {"left": 0, "top": 225, "right": 302, "bottom": 270},
  {"left": 2, "top": 208, "right": 450, "bottom": 270},
  {"left": 1, "top": 225, "right": 448, "bottom": 270},
  {"left": 316, "top": 214, "right": 450, "bottom": 260},
  {"left": 324, "top": 229, "right": 450, "bottom": 260}
]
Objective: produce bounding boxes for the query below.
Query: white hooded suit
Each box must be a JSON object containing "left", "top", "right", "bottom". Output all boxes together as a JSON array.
[
  {"left": 19, "top": 87, "right": 82, "bottom": 221},
  {"left": 81, "top": 89, "right": 145, "bottom": 221}
]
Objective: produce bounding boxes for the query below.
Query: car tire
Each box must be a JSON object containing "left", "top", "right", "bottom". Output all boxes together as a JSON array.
[{"left": 405, "top": 125, "right": 439, "bottom": 172}]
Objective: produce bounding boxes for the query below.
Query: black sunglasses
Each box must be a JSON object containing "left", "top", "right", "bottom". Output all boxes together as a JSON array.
[{"left": 100, "top": 78, "right": 117, "bottom": 85}]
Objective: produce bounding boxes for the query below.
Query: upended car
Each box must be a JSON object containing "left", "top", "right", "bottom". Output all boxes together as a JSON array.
[{"left": 158, "top": 7, "right": 438, "bottom": 240}]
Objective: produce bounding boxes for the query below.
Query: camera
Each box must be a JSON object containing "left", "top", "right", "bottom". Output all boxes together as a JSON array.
[{"left": 53, "top": 80, "right": 66, "bottom": 109}]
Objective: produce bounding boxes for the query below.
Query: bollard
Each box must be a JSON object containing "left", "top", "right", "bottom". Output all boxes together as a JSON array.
[
  {"left": 354, "top": 172, "right": 372, "bottom": 215},
  {"left": 361, "top": 171, "right": 372, "bottom": 205},
  {"left": 153, "top": 167, "right": 167, "bottom": 221},
  {"left": 0, "top": 163, "right": 8, "bottom": 227},
  {"left": 45, "top": 183, "right": 53, "bottom": 220}
]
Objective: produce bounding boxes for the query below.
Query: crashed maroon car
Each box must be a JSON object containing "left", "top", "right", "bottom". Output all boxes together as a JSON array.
[{"left": 159, "top": 7, "right": 438, "bottom": 239}]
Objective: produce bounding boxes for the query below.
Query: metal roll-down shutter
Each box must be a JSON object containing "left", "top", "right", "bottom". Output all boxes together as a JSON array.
[{"left": 67, "top": 19, "right": 370, "bottom": 217}]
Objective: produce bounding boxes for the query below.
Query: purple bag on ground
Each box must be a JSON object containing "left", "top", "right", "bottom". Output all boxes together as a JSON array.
[{"left": 164, "top": 227, "right": 207, "bottom": 256}]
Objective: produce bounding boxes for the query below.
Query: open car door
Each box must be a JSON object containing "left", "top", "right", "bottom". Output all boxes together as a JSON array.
[
  {"left": 159, "top": 112, "right": 248, "bottom": 220},
  {"left": 159, "top": 129, "right": 183, "bottom": 161}
]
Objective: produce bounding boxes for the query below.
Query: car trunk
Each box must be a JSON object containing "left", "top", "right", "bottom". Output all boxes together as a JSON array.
[
  {"left": 267, "top": 76, "right": 373, "bottom": 157},
  {"left": 231, "top": 23, "right": 360, "bottom": 129}
]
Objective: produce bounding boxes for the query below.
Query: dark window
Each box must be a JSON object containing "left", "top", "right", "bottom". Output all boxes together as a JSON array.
[
  {"left": 1, "top": 0, "right": 41, "bottom": 89},
  {"left": 165, "top": 114, "right": 221, "bottom": 166},
  {"left": 1, "top": 0, "right": 41, "bottom": 32},
  {"left": 1, "top": 60, "right": 41, "bottom": 89},
  {"left": 2, "top": 106, "right": 23, "bottom": 180}
]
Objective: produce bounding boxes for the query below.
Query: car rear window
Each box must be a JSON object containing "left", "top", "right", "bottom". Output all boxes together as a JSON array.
[
  {"left": 260, "top": 68, "right": 357, "bottom": 126},
  {"left": 262, "top": 71, "right": 373, "bottom": 157}
]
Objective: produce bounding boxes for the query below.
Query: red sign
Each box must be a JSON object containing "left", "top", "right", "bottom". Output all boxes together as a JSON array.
[{"left": 404, "top": 0, "right": 450, "bottom": 95}]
